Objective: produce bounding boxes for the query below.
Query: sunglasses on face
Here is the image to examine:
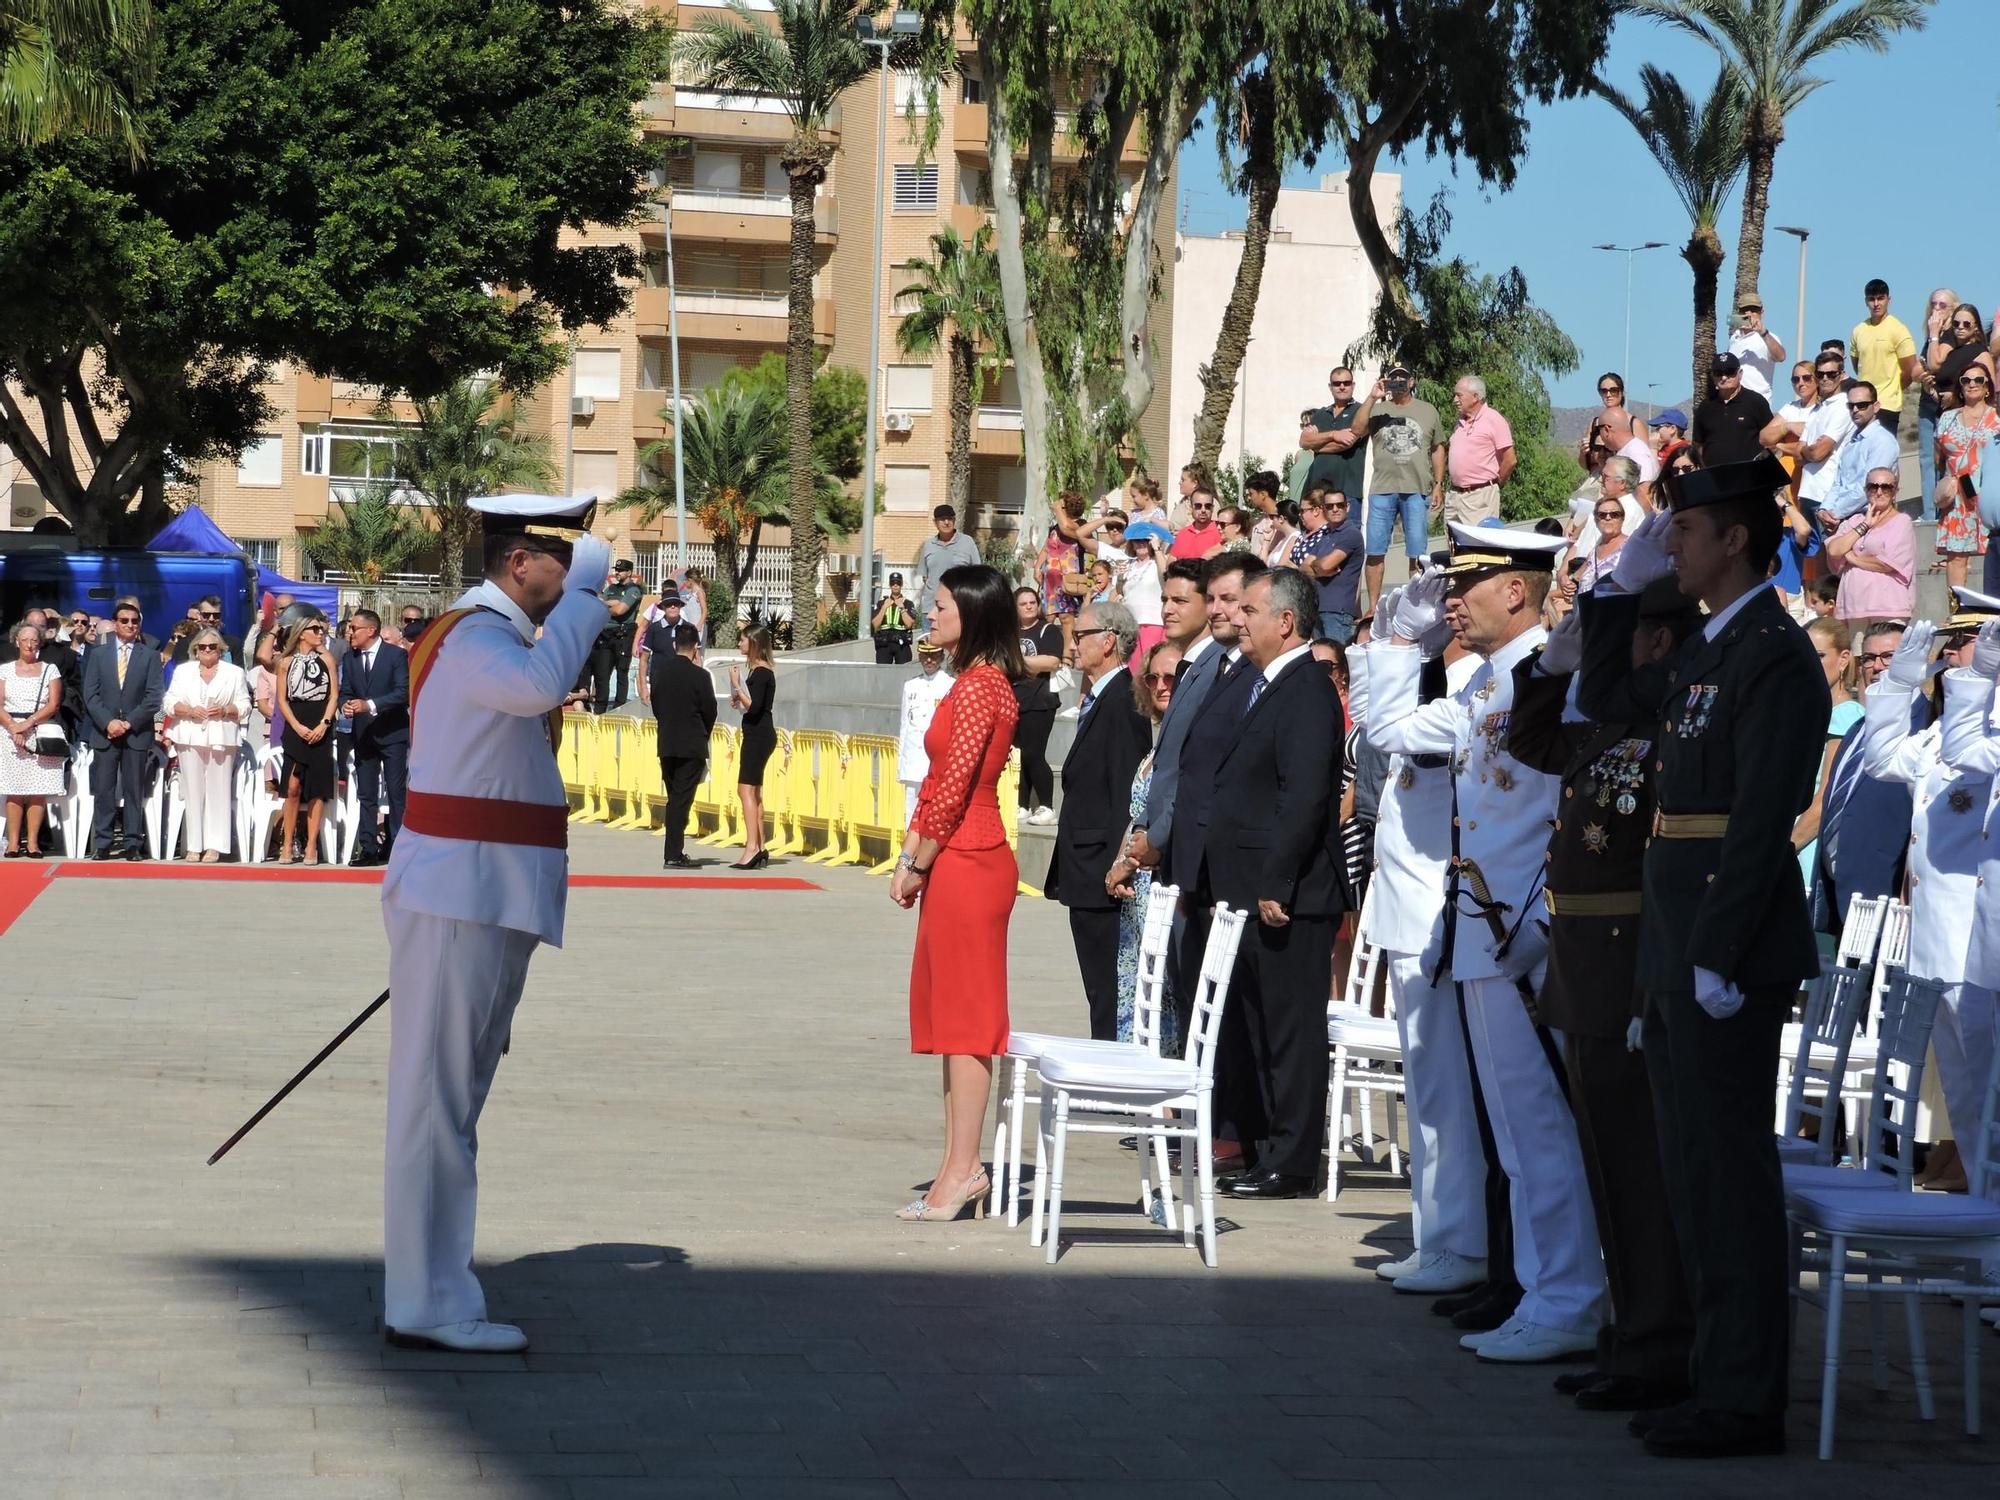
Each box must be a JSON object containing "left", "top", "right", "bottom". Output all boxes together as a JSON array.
[
  {"left": 1076, "top": 626, "right": 1118, "bottom": 639},
  {"left": 1192, "top": 502, "right": 1213, "bottom": 511},
  {"left": 195, "top": 643, "right": 222, "bottom": 652},
  {"left": 199, "top": 611, "right": 221, "bottom": 619},
  {"left": 1953, "top": 320, "right": 1979, "bottom": 330},
  {"left": 68, "top": 616, "right": 87, "bottom": 626},
  {"left": 1143, "top": 671, "right": 1175, "bottom": 685},
  {"left": 115, "top": 616, "right": 140, "bottom": 625},
  {"left": 1598, "top": 386, "right": 1622, "bottom": 396},
  {"left": 1848, "top": 401, "right": 1875, "bottom": 412},
  {"left": 1792, "top": 374, "right": 1813, "bottom": 386},
  {"left": 1864, "top": 481, "right": 1896, "bottom": 493},
  {"left": 1595, "top": 509, "right": 1624, "bottom": 521},
  {"left": 1329, "top": 379, "right": 1352, "bottom": 387},
  {"left": 1816, "top": 370, "right": 1842, "bottom": 381}
]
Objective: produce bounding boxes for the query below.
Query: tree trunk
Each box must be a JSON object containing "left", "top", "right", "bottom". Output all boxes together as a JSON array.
[
  {"left": 1732, "top": 109, "right": 1782, "bottom": 312},
  {"left": 1685, "top": 226, "right": 1725, "bottom": 417},
  {"left": 1190, "top": 78, "right": 1278, "bottom": 475},
  {"left": 781, "top": 143, "right": 829, "bottom": 648},
  {"left": 1335, "top": 81, "right": 1428, "bottom": 332},
  {"left": 946, "top": 332, "right": 974, "bottom": 513},
  {"left": 1110, "top": 84, "right": 1183, "bottom": 439},
  {"left": 438, "top": 500, "right": 468, "bottom": 596},
  {"left": 738, "top": 517, "right": 761, "bottom": 594}
]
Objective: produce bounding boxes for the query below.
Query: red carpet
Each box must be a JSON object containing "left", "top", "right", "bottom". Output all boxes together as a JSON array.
[{"left": 0, "top": 860, "right": 819, "bottom": 936}]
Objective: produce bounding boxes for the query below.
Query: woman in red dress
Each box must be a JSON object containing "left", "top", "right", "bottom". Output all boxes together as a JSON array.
[{"left": 891, "top": 563, "right": 1025, "bottom": 1221}]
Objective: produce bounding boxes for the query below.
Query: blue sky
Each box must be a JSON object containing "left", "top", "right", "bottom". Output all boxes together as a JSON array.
[{"left": 1175, "top": 2, "right": 1997, "bottom": 409}]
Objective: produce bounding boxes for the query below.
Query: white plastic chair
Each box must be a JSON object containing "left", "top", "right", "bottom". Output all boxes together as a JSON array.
[
  {"left": 1325, "top": 890, "right": 1401, "bottom": 1201},
  {"left": 990, "top": 881, "right": 1180, "bottom": 1227},
  {"left": 1775, "top": 964, "right": 1871, "bottom": 1168},
  {"left": 1031, "top": 904, "right": 1249, "bottom": 1268},
  {"left": 1787, "top": 1029, "right": 2000, "bottom": 1459},
  {"left": 65, "top": 743, "right": 94, "bottom": 857},
  {"left": 241, "top": 745, "right": 294, "bottom": 863},
  {"left": 331, "top": 744, "right": 362, "bottom": 864},
  {"left": 139, "top": 750, "right": 168, "bottom": 859}
]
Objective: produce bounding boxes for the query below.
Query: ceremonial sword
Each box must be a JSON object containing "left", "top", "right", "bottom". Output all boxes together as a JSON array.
[
  {"left": 1451, "top": 856, "right": 1542, "bottom": 1021},
  {"left": 207, "top": 987, "right": 389, "bottom": 1165}
]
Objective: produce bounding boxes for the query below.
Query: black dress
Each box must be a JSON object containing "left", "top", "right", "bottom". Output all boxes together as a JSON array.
[
  {"left": 738, "top": 665, "right": 777, "bottom": 787},
  {"left": 281, "top": 652, "right": 337, "bottom": 802}
]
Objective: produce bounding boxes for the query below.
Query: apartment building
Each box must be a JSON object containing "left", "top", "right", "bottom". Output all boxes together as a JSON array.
[{"left": 6, "top": 9, "right": 1179, "bottom": 600}]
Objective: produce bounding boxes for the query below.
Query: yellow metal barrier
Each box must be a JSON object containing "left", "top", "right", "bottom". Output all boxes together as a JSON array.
[
  {"left": 836, "top": 733, "right": 899, "bottom": 870},
  {"left": 570, "top": 716, "right": 611, "bottom": 823},
  {"left": 997, "top": 748, "right": 1042, "bottom": 897},
  {"left": 758, "top": 728, "right": 794, "bottom": 853},
  {"left": 781, "top": 729, "right": 847, "bottom": 862},
  {"left": 608, "top": 718, "right": 657, "bottom": 829},
  {"left": 693, "top": 725, "right": 741, "bottom": 845}
]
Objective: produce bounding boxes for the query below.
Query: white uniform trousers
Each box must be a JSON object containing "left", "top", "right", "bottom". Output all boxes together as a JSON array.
[
  {"left": 1933, "top": 982, "right": 2000, "bottom": 1202},
  {"left": 1388, "top": 953, "right": 1486, "bottom": 1258},
  {"left": 383, "top": 901, "right": 539, "bottom": 1330},
  {"left": 177, "top": 744, "right": 237, "bottom": 855},
  {"left": 1460, "top": 974, "right": 1606, "bottom": 1334}
]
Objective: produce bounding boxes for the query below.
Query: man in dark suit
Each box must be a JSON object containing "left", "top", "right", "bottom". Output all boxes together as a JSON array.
[
  {"left": 81, "top": 600, "right": 165, "bottom": 860},
  {"left": 170, "top": 595, "right": 245, "bottom": 665},
  {"left": 1045, "top": 600, "right": 1153, "bottom": 1040},
  {"left": 1202, "top": 566, "right": 1346, "bottom": 1200},
  {"left": 650, "top": 623, "right": 716, "bottom": 868},
  {"left": 1578, "top": 456, "right": 1830, "bottom": 1459},
  {"left": 338, "top": 608, "right": 410, "bottom": 866}
]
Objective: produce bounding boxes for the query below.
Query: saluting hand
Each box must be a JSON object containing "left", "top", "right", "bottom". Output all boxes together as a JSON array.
[
  {"left": 1536, "top": 610, "right": 1584, "bottom": 677},
  {"left": 1882, "top": 621, "right": 1936, "bottom": 693},
  {"left": 1390, "top": 571, "right": 1448, "bottom": 645},
  {"left": 1972, "top": 618, "right": 2000, "bottom": 681},
  {"left": 1606, "top": 511, "right": 1674, "bottom": 594}
]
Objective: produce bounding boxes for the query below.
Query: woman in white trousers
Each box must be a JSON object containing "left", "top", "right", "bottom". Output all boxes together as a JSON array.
[{"left": 162, "top": 628, "right": 250, "bottom": 860}]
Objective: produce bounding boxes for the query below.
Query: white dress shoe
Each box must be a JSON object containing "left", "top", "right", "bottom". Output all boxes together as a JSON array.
[
  {"left": 1374, "top": 1250, "right": 1423, "bottom": 1281},
  {"left": 1473, "top": 1320, "right": 1598, "bottom": 1364},
  {"left": 386, "top": 1319, "right": 528, "bottom": 1353},
  {"left": 1459, "top": 1314, "right": 1527, "bottom": 1353},
  {"left": 1395, "top": 1250, "right": 1488, "bottom": 1295}
]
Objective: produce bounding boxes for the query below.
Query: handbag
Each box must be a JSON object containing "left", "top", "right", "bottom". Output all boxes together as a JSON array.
[
  {"left": 22, "top": 669, "right": 66, "bottom": 758},
  {"left": 1060, "top": 571, "right": 1091, "bottom": 598}
]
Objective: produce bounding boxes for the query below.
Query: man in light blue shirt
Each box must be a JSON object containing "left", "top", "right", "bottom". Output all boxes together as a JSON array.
[{"left": 1820, "top": 381, "right": 1900, "bottom": 524}]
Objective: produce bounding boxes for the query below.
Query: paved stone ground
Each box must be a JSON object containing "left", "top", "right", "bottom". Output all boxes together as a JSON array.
[{"left": 2, "top": 825, "right": 1997, "bottom": 1498}]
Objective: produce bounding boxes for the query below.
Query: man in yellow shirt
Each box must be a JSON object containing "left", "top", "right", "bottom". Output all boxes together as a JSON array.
[{"left": 1851, "top": 278, "right": 1921, "bottom": 436}]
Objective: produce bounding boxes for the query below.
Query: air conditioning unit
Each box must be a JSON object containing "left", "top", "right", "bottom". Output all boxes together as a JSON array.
[
  {"left": 570, "top": 395, "right": 596, "bottom": 418},
  {"left": 884, "top": 411, "right": 915, "bottom": 433},
  {"left": 8, "top": 482, "right": 46, "bottom": 529}
]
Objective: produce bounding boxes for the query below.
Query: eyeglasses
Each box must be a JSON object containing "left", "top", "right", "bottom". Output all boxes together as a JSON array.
[
  {"left": 1815, "top": 370, "right": 1842, "bottom": 381},
  {"left": 67, "top": 616, "right": 87, "bottom": 626},
  {"left": 1962, "top": 375, "right": 1992, "bottom": 387},
  {"left": 1864, "top": 481, "right": 1897, "bottom": 493},
  {"left": 1848, "top": 400, "right": 1875, "bottom": 412},
  {"left": 1142, "top": 671, "right": 1175, "bottom": 685},
  {"left": 1952, "top": 319, "right": 1979, "bottom": 330},
  {"left": 1103, "top": 523, "right": 1125, "bottom": 532},
  {"left": 114, "top": 615, "right": 140, "bottom": 625},
  {"left": 198, "top": 610, "right": 221, "bottom": 620},
  {"left": 1598, "top": 385, "right": 1622, "bottom": 395},
  {"left": 1791, "top": 374, "right": 1813, "bottom": 385},
  {"left": 1329, "top": 378, "right": 1353, "bottom": 387},
  {"left": 1075, "top": 626, "right": 1118, "bottom": 638},
  {"left": 194, "top": 643, "right": 222, "bottom": 652},
  {"left": 1932, "top": 298, "right": 1953, "bottom": 309},
  {"left": 1594, "top": 509, "right": 1625, "bottom": 521},
  {"left": 1859, "top": 650, "right": 1898, "bottom": 666},
  {"left": 1192, "top": 502, "right": 1213, "bottom": 511}
]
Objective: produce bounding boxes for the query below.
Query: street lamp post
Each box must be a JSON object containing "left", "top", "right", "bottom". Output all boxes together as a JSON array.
[
  {"left": 854, "top": 8, "right": 923, "bottom": 636},
  {"left": 1592, "top": 241, "right": 1669, "bottom": 388},
  {"left": 1775, "top": 225, "right": 1810, "bottom": 367}
]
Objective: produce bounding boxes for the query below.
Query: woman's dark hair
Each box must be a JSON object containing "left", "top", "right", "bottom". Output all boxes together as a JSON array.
[
  {"left": 1278, "top": 499, "right": 1302, "bottom": 526},
  {"left": 1533, "top": 516, "right": 1567, "bottom": 538},
  {"left": 1952, "top": 303, "right": 1988, "bottom": 343},
  {"left": 938, "top": 564, "right": 1026, "bottom": 677},
  {"left": 1598, "top": 370, "right": 1624, "bottom": 395}
]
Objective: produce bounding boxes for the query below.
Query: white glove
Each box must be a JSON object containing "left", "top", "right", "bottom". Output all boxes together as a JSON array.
[
  {"left": 1692, "top": 964, "right": 1744, "bottom": 1020},
  {"left": 1345, "top": 648, "right": 1370, "bottom": 727},
  {"left": 1625, "top": 1017, "right": 1644, "bottom": 1053},
  {"left": 1392, "top": 569, "right": 1449, "bottom": 644},
  {"left": 1605, "top": 511, "right": 1675, "bottom": 595},
  {"left": 1496, "top": 918, "right": 1548, "bottom": 983},
  {"left": 1882, "top": 620, "right": 1936, "bottom": 693},
  {"left": 565, "top": 534, "right": 612, "bottom": 596},
  {"left": 1536, "top": 609, "right": 1584, "bottom": 677},
  {"left": 1374, "top": 586, "right": 1406, "bottom": 636},
  {"left": 1974, "top": 618, "right": 2000, "bottom": 681}
]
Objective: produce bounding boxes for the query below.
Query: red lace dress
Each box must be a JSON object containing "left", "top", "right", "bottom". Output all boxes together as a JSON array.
[{"left": 908, "top": 663, "right": 1020, "bottom": 1054}]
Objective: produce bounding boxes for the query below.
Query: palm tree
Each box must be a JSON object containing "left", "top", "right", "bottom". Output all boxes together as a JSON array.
[
  {"left": 299, "top": 480, "right": 430, "bottom": 610},
  {"left": 387, "top": 379, "right": 558, "bottom": 596},
  {"left": 611, "top": 383, "right": 790, "bottom": 647},
  {"left": 894, "top": 223, "right": 1005, "bottom": 515},
  {"left": 0, "top": 0, "right": 154, "bottom": 157},
  {"left": 676, "top": 0, "right": 872, "bottom": 648},
  {"left": 1594, "top": 65, "right": 1750, "bottom": 403},
  {"left": 1626, "top": 0, "right": 1932, "bottom": 309}
]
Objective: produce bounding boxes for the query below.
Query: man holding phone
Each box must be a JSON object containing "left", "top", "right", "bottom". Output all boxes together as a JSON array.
[
  {"left": 1725, "top": 293, "right": 1784, "bottom": 398},
  {"left": 1351, "top": 365, "right": 1445, "bottom": 613}
]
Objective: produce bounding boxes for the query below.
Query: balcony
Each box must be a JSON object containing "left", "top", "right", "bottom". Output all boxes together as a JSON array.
[
  {"left": 973, "top": 405, "right": 1024, "bottom": 457},
  {"left": 634, "top": 286, "right": 834, "bottom": 348},
  {"left": 645, "top": 185, "right": 836, "bottom": 247},
  {"left": 643, "top": 83, "right": 834, "bottom": 147},
  {"left": 632, "top": 403, "right": 674, "bottom": 444},
  {"left": 951, "top": 102, "right": 1145, "bottom": 165}
]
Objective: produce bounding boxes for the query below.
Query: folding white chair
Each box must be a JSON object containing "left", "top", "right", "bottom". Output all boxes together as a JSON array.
[
  {"left": 1326, "top": 890, "right": 1401, "bottom": 1201},
  {"left": 163, "top": 752, "right": 188, "bottom": 860},
  {"left": 241, "top": 745, "right": 291, "bottom": 863},
  {"left": 141, "top": 750, "right": 169, "bottom": 859},
  {"left": 991, "top": 882, "right": 1180, "bottom": 1226},
  {"left": 1775, "top": 964, "right": 1871, "bottom": 1168},
  {"left": 1788, "top": 1025, "right": 2000, "bottom": 1458},
  {"left": 332, "top": 744, "right": 361, "bottom": 865},
  {"left": 65, "top": 743, "right": 94, "bottom": 857},
  {"left": 1784, "top": 968, "right": 1942, "bottom": 1198},
  {"left": 1834, "top": 893, "right": 1890, "bottom": 972},
  {"left": 1031, "top": 905, "right": 1249, "bottom": 1268}
]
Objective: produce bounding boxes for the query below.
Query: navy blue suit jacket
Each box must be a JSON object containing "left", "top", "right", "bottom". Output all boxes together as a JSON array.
[{"left": 339, "top": 641, "right": 409, "bottom": 748}]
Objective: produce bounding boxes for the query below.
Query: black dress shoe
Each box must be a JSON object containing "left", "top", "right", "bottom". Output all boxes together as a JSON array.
[
  {"left": 124, "top": 845, "right": 146, "bottom": 861},
  {"left": 1430, "top": 1284, "right": 1493, "bottom": 1317},
  {"left": 1448, "top": 1290, "right": 1523, "bottom": 1332},
  {"left": 663, "top": 853, "right": 698, "bottom": 869},
  {"left": 348, "top": 850, "right": 381, "bottom": 868},
  {"left": 1628, "top": 1399, "right": 1697, "bottom": 1439},
  {"left": 1575, "top": 1376, "right": 1692, "bottom": 1412},
  {"left": 1641, "top": 1408, "right": 1784, "bottom": 1458},
  {"left": 89, "top": 847, "right": 116, "bottom": 861},
  {"left": 1223, "top": 1170, "right": 1314, "bottom": 1200},
  {"left": 1552, "top": 1368, "right": 1607, "bottom": 1396}
]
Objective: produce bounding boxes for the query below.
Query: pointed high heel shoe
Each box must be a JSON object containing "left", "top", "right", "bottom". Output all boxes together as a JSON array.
[{"left": 896, "top": 1170, "right": 991, "bottom": 1222}]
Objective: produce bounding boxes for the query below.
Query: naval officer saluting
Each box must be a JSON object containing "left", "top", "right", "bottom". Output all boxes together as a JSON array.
[{"left": 380, "top": 494, "right": 610, "bottom": 1353}]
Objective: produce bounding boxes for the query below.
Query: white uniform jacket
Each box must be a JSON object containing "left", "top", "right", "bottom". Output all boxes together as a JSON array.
[
  {"left": 896, "top": 668, "right": 954, "bottom": 787},
  {"left": 380, "top": 581, "right": 608, "bottom": 947},
  {"left": 1862, "top": 675, "right": 1991, "bottom": 985},
  {"left": 1361, "top": 653, "right": 1480, "bottom": 957},
  {"left": 1366, "top": 629, "right": 1559, "bottom": 982},
  {"left": 1939, "top": 667, "right": 2000, "bottom": 988}
]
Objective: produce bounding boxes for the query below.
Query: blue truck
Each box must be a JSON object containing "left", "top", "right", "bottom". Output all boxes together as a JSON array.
[{"left": 0, "top": 537, "right": 258, "bottom": 639}]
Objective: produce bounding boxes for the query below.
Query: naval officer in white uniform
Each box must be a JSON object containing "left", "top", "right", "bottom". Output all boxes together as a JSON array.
[
  {"left": 1863, "top": 590, "right": 2000, "bottom": 1194},
  {"left": 1366, "top": 523, "right": 1605, "bottom": 1364},
  {"left": 380, "top": 493, "right": 610, "bottom": 1353}
]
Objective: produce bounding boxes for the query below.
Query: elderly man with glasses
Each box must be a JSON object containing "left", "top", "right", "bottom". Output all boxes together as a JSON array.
[{"left": 1819, "top": 381, "right": 1901, "bottom": 527}]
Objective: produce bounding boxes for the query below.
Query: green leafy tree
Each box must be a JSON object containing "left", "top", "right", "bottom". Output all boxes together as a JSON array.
[
  {"left": 0, "top": 0, "right": 154, "bottom": 155},
  {"left": 675, "top": 0, "right": 874, "bottom": 647},
  {"left": 386, "top": 378, "right": 558, "bottom": 597},
  {"left": 1626, "top": 0, "right": 1931, "bottom": 309},
  {"left": 1593, "top": 65, "right": 1749, "bottom": 402},
  {"left": 0, "top": 0, "right": 666, "bottom": 546},
  {"left": 298, "top": 480, "right": 429, "bottom": 591},
  {"left": 715, "top": 352, "right": 876, "bottom": 535},
  {"left": 895, "top": 223, "right": 1006, "bottom": 514}
]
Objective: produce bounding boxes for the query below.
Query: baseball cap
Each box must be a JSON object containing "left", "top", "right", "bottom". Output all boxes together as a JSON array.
[
  {"left": 1654, "top": 408, "right": 1689, "bottom": 432},
  {"left": 1711, "top": 352, "right": 1741, "bottom": 376},
  {"left": 1385, "top": 363, "right": 1413, "bottom": 378}
]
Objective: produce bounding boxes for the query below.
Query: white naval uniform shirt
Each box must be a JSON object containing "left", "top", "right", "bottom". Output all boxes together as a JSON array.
[
  {"left": 380, "top": 580, "right": 608, "bottom": 947},
  {"left": 897, "top": 667, "right": 954, "bottom": 786},
  {"left": 1362, "top": 653, "right": 1480, "bottom": 957},
  {"left": 1366, "top": 628, "right": 1560, "bottom": 981},
  {"left": 1863, "top": 675, "right": 1992, "bottom": 985},
  {"left": 1939, "top": 667, "right": 2000, "bottom": 989}
]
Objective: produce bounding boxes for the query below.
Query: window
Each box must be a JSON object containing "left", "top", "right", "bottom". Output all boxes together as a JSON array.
[
  {"left": 893, "top": 70, "right": 930, "bottom": 115},
  {"left": 572, "top": 450, "right": 620, "bottom": 500},
  {"left": 329, "top": 430, "right": 403, "bottom": 485},
  {"left": 641, "top": 347, "right": 670, "bottom": 390},
  {"left": 991, "top": 466, "right": 1027, "bottom": 512},
  {"left": 240, "top": 539, "right": 282, "bottom": 571},
  {"left": 300, "top": 431, "right": 328, "bottom": 477},
  {"left": 885, "top": 464, "right": 931, "bottom": 514},
  {"left": 762, "top": 157, "right": 788, "bottom": 196},
  {"left": 956, "top": 164, "right": 989, "bottom": 207},
  {"left": 692, "top": 149, "right": 742, "bottom": 192},
  {"left": 891, "top": 163, "right": 939, "bottom": 212},
  {"left": 960, "top": 74, "right": 984, "bottom": 105},
  {"left": 237, "top": 434, "right": 283, "bottom": 488},
  {"left": 759, "top": 258, "right": 788, "bottom": 293},
  {"left": 573, "top": 348, "right": 621, "bottom": 401},
  {"left": 686, "top": 352, "right": 738, "bottom": 393},
  {"left": 885, "top": 364, "right": 932, "bottom": 413}
]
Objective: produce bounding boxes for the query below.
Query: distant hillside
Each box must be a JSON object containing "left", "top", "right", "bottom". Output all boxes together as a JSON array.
[{"left": 1552, "top": 400, "right": 1695, "bottom": 445}]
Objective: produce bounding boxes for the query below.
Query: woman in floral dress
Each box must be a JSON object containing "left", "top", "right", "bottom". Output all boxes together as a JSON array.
[{"left": 1935, "top": 364, "right": 1997, "bottom": 590}]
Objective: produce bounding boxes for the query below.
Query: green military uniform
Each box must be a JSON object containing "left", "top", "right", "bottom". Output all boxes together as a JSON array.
[
  {"left": 1576, "top": 460, "right": 1829, "bottom": 1432},
  {"left": 1508, "top": 593, "right": 1693, "bottom": 1397},
  {"left": 589, "top": 576, "right": 645, "bottom": 711}
]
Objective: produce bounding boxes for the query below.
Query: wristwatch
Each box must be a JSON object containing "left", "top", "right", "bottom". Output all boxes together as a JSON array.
[{"left": 897, "top": 852, "right": 931, "bottom": 878}]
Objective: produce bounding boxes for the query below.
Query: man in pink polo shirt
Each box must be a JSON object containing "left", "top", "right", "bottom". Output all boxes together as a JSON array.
[{"left": 1444, "top": 375, "right": 1516, "bottom": 526}]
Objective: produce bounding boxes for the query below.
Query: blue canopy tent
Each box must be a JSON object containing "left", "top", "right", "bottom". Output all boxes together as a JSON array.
[{"left": 147, "top": 509, "right": 337, "bottom": 618}]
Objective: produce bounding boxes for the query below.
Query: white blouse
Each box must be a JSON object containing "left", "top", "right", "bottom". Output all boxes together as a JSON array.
[{"left": 162, "top": 660, "right": 251, "bottom": 749}]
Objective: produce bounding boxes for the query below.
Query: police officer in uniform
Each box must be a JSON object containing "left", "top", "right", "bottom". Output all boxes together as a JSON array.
[
  {"left": 590, "top": 559, "right": 645, "bottom": 711},
  {"left": 1508, "top": 576, "right": 1696, "bottom": 1413},
  {"left": 379, "top": 494, "right": 610, "bottom": 1353},
  {"left": 1576, "top": 455, "right": 1829, "bottom": 1458}
]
